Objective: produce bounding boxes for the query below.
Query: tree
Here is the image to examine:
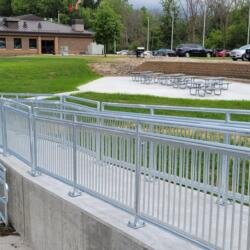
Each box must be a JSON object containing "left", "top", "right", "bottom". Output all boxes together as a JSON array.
[
  {"left": 160, "top": 0, "right": 181, "bottom": 48},
  {"left": 79, "top": 7, "right": 95, "bottom": 29},
  {"left": 103, "top": 0, "right": 133, "bottom": 49},
  {"left": 0, "top": 0, "right": 12, "bottom": 16},
  {"left": 82, "top": 0, "right": 101, "bottom": 9},
  {"left": 37, "top": 0, "right": 65, "bottom": 18},
  {"left": 11, "top": 0, "right": 38, "bottom": 15},
  {"left": 206, "top": 29, "right": 224, "bottom": 48},
  {"left": 94, "top": 1, "right": 122, "bottom": 56}
]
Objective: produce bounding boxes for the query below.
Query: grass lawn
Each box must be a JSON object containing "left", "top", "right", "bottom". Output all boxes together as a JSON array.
[
  {"left": 74, "top": 92, "right": 250, "bottom": 121},
  {"left": 0, "top": 56, "right": 100, "bottom": 93}
]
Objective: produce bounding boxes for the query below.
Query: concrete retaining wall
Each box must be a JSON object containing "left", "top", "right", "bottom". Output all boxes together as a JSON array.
[
  {"left": 137, "top": 61, "right": 250, "bottom": 80},
  {"left": 0, "top": 156, "right": 200, "bottom": 250}
]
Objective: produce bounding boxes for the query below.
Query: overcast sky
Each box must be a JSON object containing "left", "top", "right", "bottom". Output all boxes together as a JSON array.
[{"left": 129, "top": 0, "right": 161, "bottom": 9}]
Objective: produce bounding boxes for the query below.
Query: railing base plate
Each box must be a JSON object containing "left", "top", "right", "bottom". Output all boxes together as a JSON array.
[
  {"left": 68, "top": 190, "right": 81, "bottom": 198},
  {"left": 128, "top": 219, "right": 145, "bottom": 229},
  {"left": 28, "top": 170, "right": 42, "bottom": 177}
]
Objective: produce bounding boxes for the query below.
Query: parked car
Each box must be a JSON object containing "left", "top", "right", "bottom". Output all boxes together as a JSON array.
[
  {"left": 230, "top": 44, "right": 250, "bottom": 61},
  {"left": 246, "top": 49, "right": 250, "bottom": 61},
  {"left": 136, "top": 47, "right": 145, "bottom": 58},
  {"left": 116, "top": 50, "right": 129, "bottom": 55},
  {"left": 176, "top": 44, "right": 213, "bottom": 57},
  {"left": 213, "top": 49, "right": 230, "bottom": 57},
  {"left": 127, "top": 50, "right": 136, "bottom": 56},
  {"left": 154, "top": 48, "right": 176, "bottom": 57},
  {"left": 143, "top": 50, "right": 153, "bottom": 57}
]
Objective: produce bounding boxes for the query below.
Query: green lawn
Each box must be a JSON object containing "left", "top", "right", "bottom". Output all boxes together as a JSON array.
[
  {"left": 0, "top": 56, "right": 249, "bottom": 121},
  {"left": 74, "top": 92, "right": 250, "bottom": 121},
  {"left": 0, "top": 57, "right": 99, "bottom": 93}
]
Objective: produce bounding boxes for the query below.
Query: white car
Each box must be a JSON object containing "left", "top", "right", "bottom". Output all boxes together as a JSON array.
[
  {"left": 230, "top": 44, "right": 250, "bottom": 61},
  {"left": 143, "top": 50, "right": 153, "bottom": 58},
  {"left": 116, "top": 50, "right": 129, "bottom": 55}
]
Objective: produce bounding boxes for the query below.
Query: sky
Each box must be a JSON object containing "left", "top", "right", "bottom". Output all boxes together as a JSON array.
[{"left": 129, "top": 0, "right": 161, "bottom": 9}]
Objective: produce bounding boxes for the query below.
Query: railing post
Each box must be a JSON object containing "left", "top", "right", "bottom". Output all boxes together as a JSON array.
[
  {"left": 60, "top": 95, "right": 65, "bottom": 120},
  {"left": 100, "top": 102, "right": 104, "bottom": 112},
  {"left": 218, "top": 132, "right": 230, "bottom": 205},
  {"left": 146, "top": 120, "right": 155, "bottom": 182},
  {"left": 0, "top": 100, "right": 8, "bottom": 156},
  {"left": 96, "top": 103, "right": 102, "bottom": 162},
  {"left": 128, "top": 122, "right": 145, "bottom": 229},
  {"left": 97, "top": 101, "right": 101, "bottom": 112},
  {"left": 68, "top": 115, "right": 81, "bottom": 197},
  {"left": 28, "top": 106, "right": 41, "bottom": 177},
  {"left": 225, "top": 112, "right": 231, "bottom": 123}
]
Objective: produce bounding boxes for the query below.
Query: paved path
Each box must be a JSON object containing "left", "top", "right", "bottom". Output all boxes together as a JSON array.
[{"left": 77, "top": 76, "right": 250, "bottom": 100}]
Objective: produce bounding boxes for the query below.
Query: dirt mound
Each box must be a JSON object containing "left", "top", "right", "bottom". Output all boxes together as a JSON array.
[{"left": 90, "top": 57, "right": 145, "bottom": 76}]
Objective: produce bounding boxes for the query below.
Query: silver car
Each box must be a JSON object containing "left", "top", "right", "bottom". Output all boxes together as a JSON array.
[{"left": 230, "top": 44, "right": 250, "bottom": 61}]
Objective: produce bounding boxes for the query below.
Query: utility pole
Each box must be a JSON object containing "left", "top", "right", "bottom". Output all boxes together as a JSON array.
[
  {"left": 58, "top": 11, "right": 60, "bottom": 24},
  {"left": 202, "top": 1, "right": 207, "bottom": 47},
  {"left": 171, "top": 11, "right": 174, "bottom": 50},
  {"left": 147, "top": 17, "right": 150, "bottom": 51},
  {"left": 114, "top": 39, "right": 117, "bottom": 54},
  {"left": 248, "top": 1, "right": 250, "bottom": 44}
]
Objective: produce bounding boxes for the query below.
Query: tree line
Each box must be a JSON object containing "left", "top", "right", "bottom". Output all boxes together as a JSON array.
[{"left": 0, "top": 0, "right": 250, "bottom": 51}]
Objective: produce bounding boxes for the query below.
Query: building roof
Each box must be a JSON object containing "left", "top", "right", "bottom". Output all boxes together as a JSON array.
[{"left": 0, "top": 14, "right": 93, "bottom": 36}]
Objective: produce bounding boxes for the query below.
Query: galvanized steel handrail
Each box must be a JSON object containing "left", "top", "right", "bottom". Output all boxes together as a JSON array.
[
  {"left": 101, "top": 101, "right": 250, "bottom": 122},
  {"left": 31, "top": 110, "right": 250, "bottom": 156},
  {"left": 0, "top": 92, "right": 56, "bottom": 100},
  {"left": 61, "top": 95, "right": 100, "bottom": 109},
  {"left": 3, "top": 92, "right": 250, "bottom": 124},
  {"left": 32, "top": 106, "right": 250, "bottom": 136},
  {"left": 0, "top": 96, "right": 250, "bottom": 250}
]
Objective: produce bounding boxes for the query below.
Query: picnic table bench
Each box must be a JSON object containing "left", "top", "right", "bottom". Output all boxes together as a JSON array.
[
  {"left": 131, "top": 72, "right": 231, "bottom": 97},
  {"left": 189, "top": 77, "right": 230, "bottom": 97}
]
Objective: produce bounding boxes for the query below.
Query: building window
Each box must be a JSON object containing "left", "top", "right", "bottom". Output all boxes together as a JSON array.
[
  {"left": 29, "top": 39, "right": 37, "bottom": 49},
  {"left": 14, "top": 38, "right": 22, "bottom": 49},
  {"left": 0, "top": 38, "right": 6, "bottom": 49}
]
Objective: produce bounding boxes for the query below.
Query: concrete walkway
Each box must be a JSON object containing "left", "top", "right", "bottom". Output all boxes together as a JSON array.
[
  {"left": 76, "top": 76, "right": 250, "bottom": 100},
  {"left": 0, "top": 236, "right": 31, "bottom": 250}
]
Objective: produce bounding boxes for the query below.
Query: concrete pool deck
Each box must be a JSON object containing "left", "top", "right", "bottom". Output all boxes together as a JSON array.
[{"left": 76, "top": 77, "right": 250, "bottom": 100}]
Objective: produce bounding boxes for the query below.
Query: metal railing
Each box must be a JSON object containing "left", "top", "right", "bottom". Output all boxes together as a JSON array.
[
  {"left": 0, "top": 94, "right": 250, "bottom": 250},
  {"left": 0, "top": 163, "right": 8, "bottom": 225},
  {"left": 101, "top": 101, "right": 250, "bottom": 123}
]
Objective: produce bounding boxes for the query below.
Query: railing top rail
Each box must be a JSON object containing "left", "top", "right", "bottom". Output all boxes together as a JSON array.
[
  {"left": 0, "top": 93, "right": 56, "bottom": 98},
  {"left": 101, "top": 101, "right": 250, "bottom": 116},
  {"left": 1, "top": 98, "right": 31, "bottom": 112},
  {"left": 33, "top": 106, "right": 250, "bottom": 135},
  {"left": 1, "top": 93, "right": 249, "bottom": 116},
  {"left": 16, "top": 98, "right": 97, "bottom": 112},
  {"left": 100, "top": 109, "right": 250, "bottom": 129},
  {"left": 63, "top": 95, "right": 100, "bottom": 107}
]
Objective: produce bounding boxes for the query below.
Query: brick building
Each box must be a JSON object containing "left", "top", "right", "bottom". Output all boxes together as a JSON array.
[{"left": 0, "top": 14, "right": 94, "bottom": 56}]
